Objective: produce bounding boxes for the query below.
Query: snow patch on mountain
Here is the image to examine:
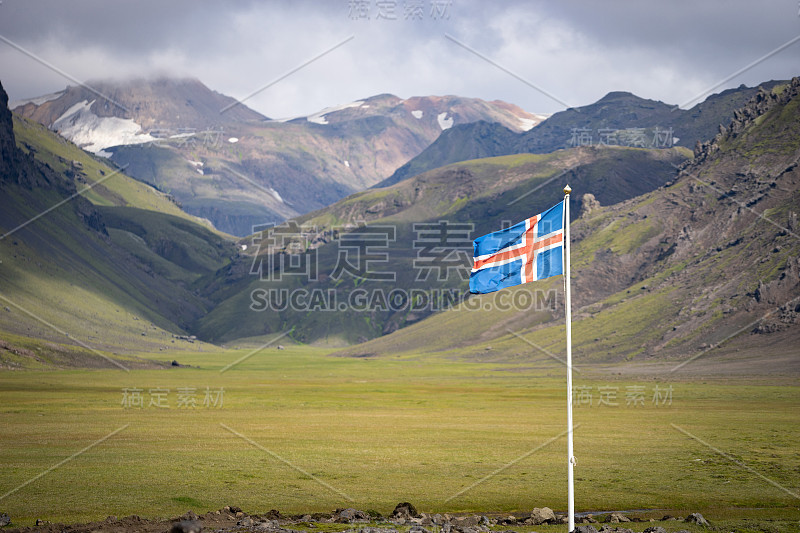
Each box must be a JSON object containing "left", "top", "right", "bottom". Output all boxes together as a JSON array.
[
  {"left": 411, "top": 110, "right": 423, "bottom": 119},
  {"left": 51, "top": 100, "right": 155, "bottom": 153},
  {"left": 437, "top": 112, "right": 453, "bottom": 130}
]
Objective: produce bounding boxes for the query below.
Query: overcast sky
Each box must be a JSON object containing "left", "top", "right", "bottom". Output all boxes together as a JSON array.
[{"left": 1, "top": 0, "right": 799, "bottom": 118}]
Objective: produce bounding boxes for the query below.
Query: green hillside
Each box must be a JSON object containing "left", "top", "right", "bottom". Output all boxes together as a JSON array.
[
  {"left": 337, "top": 80, "right": 800, "bottom": 371},
  {"left": 1, "top": 84, "right": 236, "bottom": 366},
  {"left": 3, "top": 76, "right": 799, "bottom": 373},
  {"left": 195, "top": 146, "right": 688, "bottom": 345}
]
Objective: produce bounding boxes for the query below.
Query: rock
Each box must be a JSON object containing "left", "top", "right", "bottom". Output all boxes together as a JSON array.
[
  {"left": 409, "top": 526, "right": 429, "bottom": 533},
  {"left": 390, "top": 502, "right": 419, "bottom": 519},
  {"left": 605, "top": 513, "right": 630, "bottom": 523},
  {"left": 255, "top": 519, "right": 282, "bottom": 531},
  {"left": 685, "top": 513, "right": 709, "bottom": 526},
  {"left": 171, "top": 521, "right": 202, "bottom": 533},
  {"left": 181, "top": 510, "right": 199, "bottom": 521},
  {"left": 432, "top": 514, "right": 444, "bottom": 525},
  {"left": 453, "top": 516, "right": 479, "bottom": 527},
  {"left": 0, "top": 513, "right": 9, "bottom": 527},
  {"left": 301, "top": 515, "right": 313, "bottom": 522},
  {"left": 3, "top": 306, "right": 10, "bottom": 312},
  {"left": 530, "top": 507, "right": 556, "bottom": 525},
  {"left": 238, "top": 517, "right": 255, "bottom": 527},
  {"left": 336, "top": 508, "right": 369, "bottom": 523},
  {"left": 573, "top": 526, "right": 598, "bottom": 533},
  {"left": 643, "top": 527, "right": 668, "bottom": 533},
  {"left": 35, "top": 519, "right": 50, "bottom": 526}
]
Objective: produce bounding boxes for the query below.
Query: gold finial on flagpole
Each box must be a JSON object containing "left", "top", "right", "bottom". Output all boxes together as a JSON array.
[{"left": 563, "top": 184, "right": 572, "bottom": 195}]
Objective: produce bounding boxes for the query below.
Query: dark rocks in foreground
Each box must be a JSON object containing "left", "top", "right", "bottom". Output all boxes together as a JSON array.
[{"left": 2, "top": 503, "right": 713, "bottom": 533}]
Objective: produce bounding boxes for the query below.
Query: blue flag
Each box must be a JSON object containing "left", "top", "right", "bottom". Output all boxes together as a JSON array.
[{"left": 470, "top": 201, "right": 564, "bottom": 294}]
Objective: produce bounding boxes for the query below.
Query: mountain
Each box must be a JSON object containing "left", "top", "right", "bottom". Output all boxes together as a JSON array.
[
  {"left": 337, "top": 79, "right": 800, "bottom": 373},
  {"left": 11, "top": 77, "right": 266, "bottom": 153},
  {"left": 6, "top": 72, "right": 797, "bottom": 373},
  {"left": 0, "top": 80, "right": 237, "bottom": 367},
  {"left": 194, "top": 145, "right": 688, "bottom": 345},
  {"left": 377, "top": 120, "right": 522, "bottom": 187},
  {"left": 381, "top": 82, "right": 788, "bottom": 187},
  {"left": 14, "top": 80, "right": 544, "bottom": 236}
]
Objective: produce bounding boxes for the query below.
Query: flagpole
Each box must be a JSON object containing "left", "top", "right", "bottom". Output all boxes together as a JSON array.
[{"left": 563, "top": 184, "right": 575, "bottom": 532}]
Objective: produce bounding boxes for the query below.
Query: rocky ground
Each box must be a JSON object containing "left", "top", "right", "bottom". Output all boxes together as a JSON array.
[{"left": 0, "top": 503, "right": 713, "bottom": 533}]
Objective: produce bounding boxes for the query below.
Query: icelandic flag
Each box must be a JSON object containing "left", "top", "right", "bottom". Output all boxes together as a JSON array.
[{"left": 470, "top": 201, "right": 564, "bottom": 294}]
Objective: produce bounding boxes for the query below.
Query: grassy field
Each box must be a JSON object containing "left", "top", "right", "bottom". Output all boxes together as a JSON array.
[{"left": 0, "top": 345, "right": 799, "bottom": 528}]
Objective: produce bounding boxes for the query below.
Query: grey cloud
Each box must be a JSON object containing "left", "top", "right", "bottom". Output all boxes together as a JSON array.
[{"left": 0, "top": 0, "right": 797, "bottom": 118}]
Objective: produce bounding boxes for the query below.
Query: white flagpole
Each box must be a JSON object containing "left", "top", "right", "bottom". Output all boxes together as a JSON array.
[{"left": 563, "top": 184, "right": 575, "bottom": 532}]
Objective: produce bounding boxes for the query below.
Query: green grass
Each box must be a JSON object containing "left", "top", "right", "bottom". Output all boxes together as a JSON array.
[
  {"left": 572, "top": 216, "right": 660, "bottom": 268},
  {"left": 0, "top": 346, "right": 798, "bottom": 527}
]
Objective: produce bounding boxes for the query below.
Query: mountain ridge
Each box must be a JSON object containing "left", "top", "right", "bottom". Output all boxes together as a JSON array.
[
  {"left": 14, "top": 79, "right": 544, "bottom": 235},
  {"left": 381, "top": 81, "right": 789, "bottom": 187}
]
